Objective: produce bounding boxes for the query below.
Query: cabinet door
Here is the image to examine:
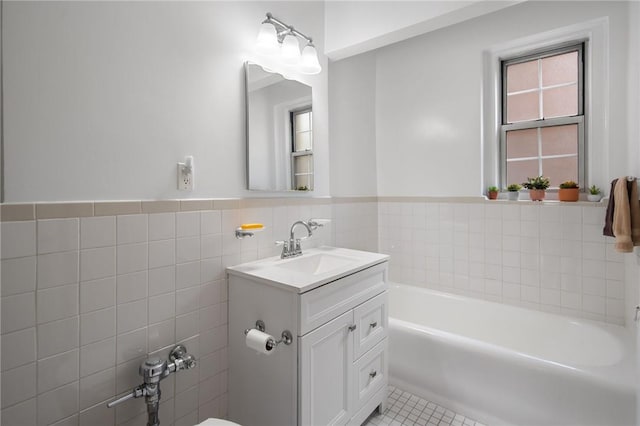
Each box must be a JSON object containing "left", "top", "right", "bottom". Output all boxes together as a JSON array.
[{"left": 300, "top": 310, "right": 355, "bottom": 426}]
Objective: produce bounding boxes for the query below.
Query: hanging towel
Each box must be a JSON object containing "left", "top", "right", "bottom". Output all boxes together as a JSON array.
[
  {"left": 612, "top": 178, "right": 640, "bottom": 252},
  {"left": 631, "top": 181, "right": 640, "bottom": 246},
  {"left": 603, "top": 178, "right": 618, "bottom": 237}
]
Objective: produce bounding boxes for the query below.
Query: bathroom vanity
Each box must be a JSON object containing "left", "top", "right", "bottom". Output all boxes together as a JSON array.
[{"left": 227, "top": 247, "right": 389, "bottom": 426}]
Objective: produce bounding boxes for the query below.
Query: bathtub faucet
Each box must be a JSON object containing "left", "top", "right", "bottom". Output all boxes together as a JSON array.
[
  {"left": 106, "top": 345, "right": 196, "bottom": 426},
  {"left": 277, "top": 220, "right": 313, "bottom": 258}
]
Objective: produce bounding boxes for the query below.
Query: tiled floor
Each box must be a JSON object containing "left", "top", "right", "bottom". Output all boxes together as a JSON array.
[{"left": 364, "top": 386, "right": 486, "bottom": 426}]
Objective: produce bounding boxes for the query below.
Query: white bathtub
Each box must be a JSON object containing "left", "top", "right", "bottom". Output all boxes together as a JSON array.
[{"left": 388, "top": 284, "right": 636, "bottom": 426}]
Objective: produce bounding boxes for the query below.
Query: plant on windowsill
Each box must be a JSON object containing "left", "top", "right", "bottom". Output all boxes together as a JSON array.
[
  {"left": 587, "top": 185, "right": 602, "bottom": 202},
  {"left": 487, "top": 186, "right": 499, "bottom": 200},
  {"left": 522, "top": 176, "right": 550, "bottom": 201},
  {"left": 558, "top": 181, "right": 580, "bottom": 202},
  {"left": 506, "top": 183, "right": 522, "bottom": 201}
]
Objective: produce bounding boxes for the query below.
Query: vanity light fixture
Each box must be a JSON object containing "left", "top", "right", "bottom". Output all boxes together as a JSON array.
[{"left": 255, "top": 12, "right": 321, "bottom": 75}]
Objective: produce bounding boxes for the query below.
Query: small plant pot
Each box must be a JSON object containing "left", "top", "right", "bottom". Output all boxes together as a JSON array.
[
  {"left": 529, "top": 189, "right": 546, "bottom": 201},
  {"left": 507, "top": 191, "right": 519, "bottom": 201},
  {"left": 587, "top": 194, "right": 602, "bottom": 202},
  {"left": 558, "top": 188, "right": 579, "bottom": 202},
  {"left": 488, "top": 190, "right": 499, "bottom": 200}
]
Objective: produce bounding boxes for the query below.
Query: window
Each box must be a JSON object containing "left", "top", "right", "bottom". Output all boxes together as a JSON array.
[
  {"left": 500, "top": 43, "right": 585, "bottom": 189},
  {"left": 291, "top": 108, "right": 313, "bottom": 191}
]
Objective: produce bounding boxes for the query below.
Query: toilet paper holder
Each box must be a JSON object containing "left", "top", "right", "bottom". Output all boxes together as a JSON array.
[{"left": 244, "top": 320, "right": 293, "bottom": 350}]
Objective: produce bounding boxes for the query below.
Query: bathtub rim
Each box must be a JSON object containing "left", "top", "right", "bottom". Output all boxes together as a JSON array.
[
  {"left": 390, "top": 282, "right": 630, "bottom": 334},
  {"left": 388, "top": 282, "right": 636, "bottom": 393}
]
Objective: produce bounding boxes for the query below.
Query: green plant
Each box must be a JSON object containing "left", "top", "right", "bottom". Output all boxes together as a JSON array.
[
  {"left": 487, "top": 186, "right": 499, "bottom": 193},
  {"left": 589, "top": 185, "right": 601, "bottom": 195},
  {"left": 507, "top": 183, "right": 522, "bottom": 192},
  {"left": 522, "top": 176, "right": 550, "bottom": 190},
  {"left": 559, "top": 180, "right": 579, "bottom": 189}
]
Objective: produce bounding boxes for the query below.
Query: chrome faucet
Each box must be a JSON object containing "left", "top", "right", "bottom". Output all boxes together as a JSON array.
[
  {"left": 107, "top": 344, "right": 196, "bottom": 426},
  {"left": 277, "top": 220, "right": 313, "bottom": 258}
]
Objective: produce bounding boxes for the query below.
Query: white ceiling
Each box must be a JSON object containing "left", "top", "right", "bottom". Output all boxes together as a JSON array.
[{"left": 324, "top": 0, "right": 524, "bottom": 60}]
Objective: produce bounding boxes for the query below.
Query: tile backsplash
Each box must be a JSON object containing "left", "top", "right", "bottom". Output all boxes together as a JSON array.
[{"left": 378, "top": 201, "right": 627, "bottom": 324}]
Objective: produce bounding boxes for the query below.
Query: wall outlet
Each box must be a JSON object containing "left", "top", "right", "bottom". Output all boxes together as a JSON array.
[{"left": 177, "top": 156, "right": 194, "bottom": 191}]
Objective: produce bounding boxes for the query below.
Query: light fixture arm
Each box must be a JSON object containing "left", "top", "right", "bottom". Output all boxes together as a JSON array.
[{"left": 263, "top": 12, "right": 314, "bottom": 45}]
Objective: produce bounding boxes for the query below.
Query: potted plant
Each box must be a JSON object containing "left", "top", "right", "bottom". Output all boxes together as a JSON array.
[
  {"left": 522, "top": 176, "right": 550, "bottom": 201},
  {"left": 558, "top": 181, "right": 580, "bottom": 202},
  {"left": 587, "top": 185, "right": 602, "bottom": 202},
  {"left": 487, "top": 186, "right": 499, "bottom": 200},
  {"left": 506, "top": 183, "right": 522, "bottom": 201}
]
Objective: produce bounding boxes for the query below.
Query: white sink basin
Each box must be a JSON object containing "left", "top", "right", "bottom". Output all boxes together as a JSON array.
[
  {"left": 226, "top": 246, "right": 389, "bottom": 293},
  {"left": 274, "top": 253, "right": 357, "bottom": 275}
]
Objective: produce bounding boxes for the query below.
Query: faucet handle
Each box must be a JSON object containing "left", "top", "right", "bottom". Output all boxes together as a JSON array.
[{"left": 276, "top": 240, "right": 290, "bottom": 256}]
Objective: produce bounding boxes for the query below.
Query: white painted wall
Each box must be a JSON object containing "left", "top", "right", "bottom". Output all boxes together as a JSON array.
[
  {"left": 2, "top": 1, "right": 328, "bottom": 202},
  {"left": 626, "top": 2, "right": 640, "bottom": 423},
  {"left": 328, "top": 52, "right": 378, "bottom": 197},
  {"left": 324, "top": 1, "right": 521, "bottom": 60},
  {"left": 629, "top": 0, "right": 640, "bottom": 179},
  {"left": 372, "top": 1, "right": 632, "bottom": 196}
]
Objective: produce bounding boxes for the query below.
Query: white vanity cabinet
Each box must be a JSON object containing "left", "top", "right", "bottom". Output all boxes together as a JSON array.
[
  {"left": 227, "top": 247, "right": 389, "bottom": 426},
  {"left": 300, "top": 290, "right": 388, "bottom": 426}
]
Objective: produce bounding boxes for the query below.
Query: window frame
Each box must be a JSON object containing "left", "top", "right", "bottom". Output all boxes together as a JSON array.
[
  {"left": 499, "top": 42, "right": 586, "bottom": 190},
  {"left": 290, "top": 107, "right": 314, "bottom": 191}
]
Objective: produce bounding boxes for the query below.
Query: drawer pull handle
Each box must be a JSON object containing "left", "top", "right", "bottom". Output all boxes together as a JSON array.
[
  {"left": 348, "top": 324, "right": 357, "bottom": 332},
  {"left": 369, "top": 370, "right": 377, "bottom": 378},
  {"left": 369, "top": 321, "right": 377, "bottom": 328}
]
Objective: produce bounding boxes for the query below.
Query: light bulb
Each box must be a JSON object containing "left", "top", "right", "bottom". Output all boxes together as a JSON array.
[
  {"left": 300, "top": 44, "right": 321, "bottom": 75},
  {"left": 281, "top": 34, "right": 301, "bottom": 65},
  {"left": 256, "top": 22, "right": 278, "bottom": 55}
]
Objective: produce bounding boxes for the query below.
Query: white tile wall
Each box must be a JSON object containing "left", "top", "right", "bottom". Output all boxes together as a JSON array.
[
  {"left": 39, "top": 252, "right": 78, "bottom": 292},
  {"left": 0, "top": 202, "right": 350, "bottom": 425},
  {"left": 2, "top": 221, "right": 37, "bottom": 259},
  {"left": 379, "top": 201, "right": 626, "bottom": 324},
  {"left": 81, "top": 216, "right": 116, "bottom": 249},
  {"left": 6, "top": 198, "right": 626, "bottom": 425},
  {"left": 2, "top": 256, "right": 37, "bottom": 296},
  {"left": 37, "top": 219, "right": 79, "bottom": 255}
]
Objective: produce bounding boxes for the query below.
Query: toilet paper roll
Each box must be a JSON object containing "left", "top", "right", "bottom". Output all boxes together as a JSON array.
[{"left": 245, "top": 329, "right": 275, "bottom": 355}]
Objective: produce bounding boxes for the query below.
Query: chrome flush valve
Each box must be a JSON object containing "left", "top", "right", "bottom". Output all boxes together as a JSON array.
[
  {"left": 169, "top": 344, "right": 196, "bottom": 371},
  {"left": 107, "top": 344, "right": 196, "bottom": 426}
]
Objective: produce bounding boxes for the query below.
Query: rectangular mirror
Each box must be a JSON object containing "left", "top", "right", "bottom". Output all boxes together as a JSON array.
[{"left": 245, "top": 61, "right": 313, "bottom": 191}]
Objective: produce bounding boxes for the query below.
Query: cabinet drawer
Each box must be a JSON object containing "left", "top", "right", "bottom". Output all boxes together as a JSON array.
[
  {"left": 300, "top": 262, "right": 387, "bottom": 335},
  {"left": 353, "top": 292, "right": 387, "bottom": 359},
  {"left": 352, "top": 339, "right": 387, "bottom": 413}
]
